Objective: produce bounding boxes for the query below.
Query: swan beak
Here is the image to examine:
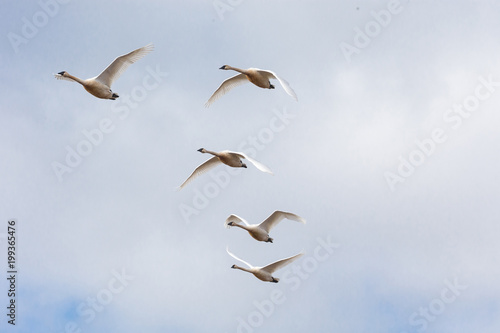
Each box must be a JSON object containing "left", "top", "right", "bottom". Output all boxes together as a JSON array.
[
  {"left": 112, "top": 93, "right": 119, "bottom": 98},
  {"left": 219, "top": 65, "right": 226, "bottom": 70},
  {"left": 231, "top": 264, "right": 236, "bottom": 269},
  {"left": 58, "top": 71, "right": 65, "bottom": 75},
  {"left": 269, "top": 84, "right": 275, "bottom": 89},
  {"left": 197, "top": 148, "right": 204, "bottom": 152},
  {"left": 242, "top": 164, "right": 247, "bottom": 168}
]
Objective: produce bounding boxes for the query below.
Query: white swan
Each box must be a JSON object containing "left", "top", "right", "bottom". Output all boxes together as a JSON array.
[
  {"left": 205, "top": 65, "right": 298, "bottom": 107},
  {"left": 54, "top": 43, "right": 154, "bottom": 100},
  {"left": 227, "top": 247, "right": 303, "bottom": 283},
  {"left": 225, "top": 211, "right": 306, "bottom": 243},
  {"left": 178, "top": 148, "right": 273, "bottom": 190}
]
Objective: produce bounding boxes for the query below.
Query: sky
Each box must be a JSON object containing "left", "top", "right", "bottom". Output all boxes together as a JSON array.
[{"left": 1, "top": 0, "right": 500, "bottom": 332}]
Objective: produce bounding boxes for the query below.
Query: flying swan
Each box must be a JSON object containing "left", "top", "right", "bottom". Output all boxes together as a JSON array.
[
  {"left": 178, "top": 148, "right": 273, "bottom": 190},
  {"left": 227, "top": 247, "right": 303, "bottom": 283},
  {"left": 54, "top": 43, "right": 154, "bottom": 100},
  {"left": 225, "top": 211, "right": 306, "bottom": 243},
  {"left": 205, "top": 65, "right": 298, "bottom": 107}
]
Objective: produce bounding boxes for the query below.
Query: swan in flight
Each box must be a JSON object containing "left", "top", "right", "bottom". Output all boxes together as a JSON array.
[
  {"left": 225, "top": 211, "right": 306, "bottom": 243},
  {"left": 227, "top": 247, "right": 303, "bottom": 283},
  {"left": 178, "top": 148, "right": 273, "bottom": 190},
  {"left": 205, "top": 65, "right": 298, "bottom": 107},
  {"left": 54, "top": 43, "right": 154, "bottom": 100}
]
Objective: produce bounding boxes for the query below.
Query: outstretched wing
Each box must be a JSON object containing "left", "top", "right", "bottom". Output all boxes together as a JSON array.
[
  {"left": 224, "top": 214, "right": 250, "bottom": 229},
  {"left": 226, "top": 247, "right": 253, "bottom": 269},
  {"left": 178, "top": 156, "right": 221, "bottom": 190},
  {"left": 256, "top": 69, "right": 298, "bottom": 101},
  {"left": 261, "top": 252, "right": 304, "bottom": 274},
  {"left": 205, "top": 73, "right": 249, "bottom": 107},
  {"left": 231, "top": 151, "right": 273, "bottom": 175},
  {"left": 94, "top": 43, "right": 154, "bottom": 87},
  {"left": 259, "top": 211, "right": 306, "bottom": 233}
]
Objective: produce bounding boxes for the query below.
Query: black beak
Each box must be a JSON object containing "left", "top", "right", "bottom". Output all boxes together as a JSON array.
[
  {"left": 231, "top": 265, "right": 236, "bottom": 269},
  {"left": 197, "top": 148, "right": 204, "bottom": 152},
  {"left": 58, "top": 71, "right": 65, "bottom": 75},
  {"left": 219, "top": 66, "right": 225, "bottom": 70},
  {"left": 242, "top": 165, "right": 247, "bottom": 168}
]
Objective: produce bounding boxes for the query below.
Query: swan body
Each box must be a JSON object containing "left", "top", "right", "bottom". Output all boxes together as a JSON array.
[
  {"left": 225, "top": 211, "right": 306, "bottom": 243},
  {"left": 227, "top": 247, "right": 303, "bottom": 283},
  {"left": 205, "top": 65, "right": 298, "bottom": 107},
  {"left": 54, "top": 43, "right": 154, "bottom": 100},
  {"left": 178, "top": 148, "right": 273, "bottom": 190}
]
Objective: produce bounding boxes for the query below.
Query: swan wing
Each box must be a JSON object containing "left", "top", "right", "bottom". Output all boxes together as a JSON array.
[
  {"left": 205, "top": 73, "right": 249, "bottom": 107},
  {"left": 226, "top": 247, "right": 253, "bottom": 269},
  {"left": 53, "top": 73, "right": 78, "bottom": 83},
  {"left": 261, "top": 252, "right": 304, "bottom": 274},
  {"left": 257, "top": 69, "right": 298, "bottom": 101},
  {"left": 178, "top": 156, "right": 221, "bottom": 190},
  {"left": 225, "top": 214, "right": 250, "bottom": 229},
  {"left": 231, "top": 151, "right": 273, "bottom": 175},
  {"left": 94, "top": 43, "right": 154, "bottom": 87},
  {"left": 259, "top": 211, "right": 306, "bottom": 233}
]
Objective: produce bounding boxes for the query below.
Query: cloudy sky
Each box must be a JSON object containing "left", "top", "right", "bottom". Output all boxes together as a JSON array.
[{"left": 1, "top": 0, "right": 500, "bottom": 332}]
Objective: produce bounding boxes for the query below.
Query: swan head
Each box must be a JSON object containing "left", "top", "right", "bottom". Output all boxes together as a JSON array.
[
  {"left": 241, "top": 163, "right": 247, "bottom": 168},
  {"left": 197, "top": 148, "right": 206, "bottom": 153},
  {"left": 111, "top": 92, "right": 119, "bottom": 99},
  {"left": 271, "top": 277, "right": 279, "bottom": 283},
  {"left": 58, "top": 71, "right": 66, "bottom": 76},
  {"left": 269, "top": 83, "right": 275, "bottom": 89},
  {"left": 266, "top": 237, "right": 274, "bottom": 243},
  {"left": 219, "top": 65, "right": 229, "bottom": 70},
  {"left": 227, "top": 222, "right": 234, "bottom": 227},
  {"left": 231, "top": 264, "right": 237, "bottom": 269}
]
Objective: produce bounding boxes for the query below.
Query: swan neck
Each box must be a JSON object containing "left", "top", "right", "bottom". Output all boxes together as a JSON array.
[
  {"left": 66, "top": 73, "right": 85, "bottom": 85},
  {"left": 203, "top": 149, "right": 218, "bottom": 156},
  {"left": 234, "top": 265, "right": 252, "bottom": 273},
  {"left": 226, "top": 66, "right": 247, "bottom": 74},
  {"left": 232, "top": 223, "right": 249, "bottom": 231}
]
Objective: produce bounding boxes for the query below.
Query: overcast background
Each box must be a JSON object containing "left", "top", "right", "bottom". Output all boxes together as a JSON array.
[{"left": 1, "top": 0, "right": 500, "bottom": 332}]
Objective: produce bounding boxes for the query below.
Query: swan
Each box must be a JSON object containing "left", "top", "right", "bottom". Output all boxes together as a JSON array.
[
  {"left": 225, "top": 211, "right": 306, "bottom": 243},
  {"left": 205, "top": 65, "right": 298, "bottom": 107},
  {"left": 227, "top": 247, "right": 303, "bottom": 283},
  {"left": 178, "top": 148, "right": 273, "bottom": 190},
  {"left": 54, "top": 43, "right": 154, "bottom": 100}
]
